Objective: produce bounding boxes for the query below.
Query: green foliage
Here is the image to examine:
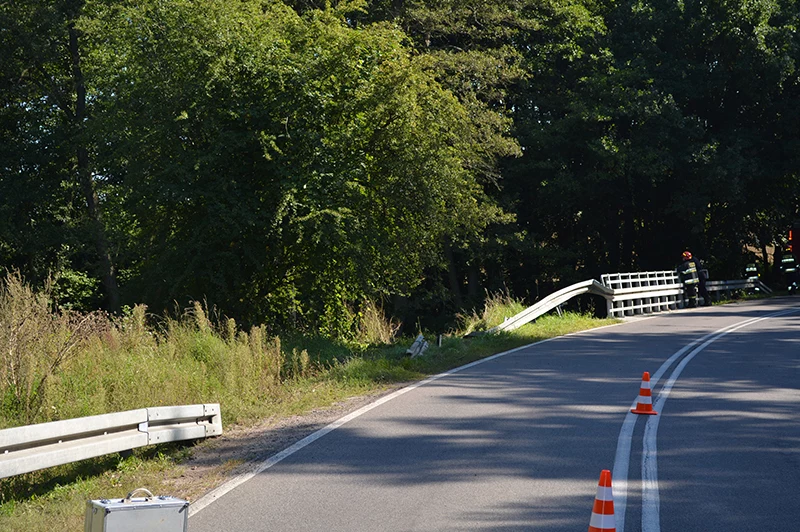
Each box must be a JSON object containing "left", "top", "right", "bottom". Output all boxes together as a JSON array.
[
  {"left": 491, "top": 0, "right": 800, "bottom": 290},
  {"left": 2, "top": 0, "right": 800, "bottom": 334},
  {"left": 68, "top": 0, "right": 507, "bottom": 334},
  {"left": 0, "top": 0, "right": 121, "bottom": 310},
  {"left": 0, "top": 2, "right": 83, "bottom": 285},
  {"left": 52, "top": 268, "right": 101, "bottom": 310}
]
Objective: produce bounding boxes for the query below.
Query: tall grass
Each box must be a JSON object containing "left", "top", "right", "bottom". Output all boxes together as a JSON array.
[
  {"left": 353, "top": 299, "right": 401, "bottom": 346},
  {"left": 0, "top": 274, "right": 321, "bottom": 428},
  {"left": 0, "top": 272, "right": 107, "bottom": 424},
  {"left": 456, "top": 290, "right": 528, "bottom": 335},
  {"left": 0, "top": 278, "right": 597, "bottom": 428}
]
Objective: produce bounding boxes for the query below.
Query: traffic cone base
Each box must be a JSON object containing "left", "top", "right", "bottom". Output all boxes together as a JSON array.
[{"left": 631, "top": 371, "right": 658, "bottom": 416}]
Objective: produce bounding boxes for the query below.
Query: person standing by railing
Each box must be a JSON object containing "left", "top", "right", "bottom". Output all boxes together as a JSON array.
[
  {"left": 780, "top": 249, "right": 798, "bottom": 294},
  {"left": 677, "top": 251, "right": 711, "bottom": 307}
]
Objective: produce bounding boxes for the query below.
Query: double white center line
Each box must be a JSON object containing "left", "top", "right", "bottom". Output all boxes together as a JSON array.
[{"left": 613, "top": 308, "right": 800, "bottom": 532}]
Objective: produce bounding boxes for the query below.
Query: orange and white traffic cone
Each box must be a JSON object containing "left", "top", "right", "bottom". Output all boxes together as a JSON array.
[
  {"left": 588, "top": 469, "right": 615, "bottom": 532},
  {"left": 631, "top": 371, "right": 658, "bottom": 415}
]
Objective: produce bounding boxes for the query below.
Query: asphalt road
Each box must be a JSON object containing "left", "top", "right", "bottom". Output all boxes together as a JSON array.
[{"left": 189, "top": 298, "right": 800, "bottom": 531}]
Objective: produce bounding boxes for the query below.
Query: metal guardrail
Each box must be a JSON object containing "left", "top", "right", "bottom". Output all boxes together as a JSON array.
[
  {"left": 0, "top": 403, "right": 222, "bottom": 479},
  {"left": 601, "top": 270, "right": 679, "bottom": 290},
  {"left": 485, "top": 280, "right": 612, "bottom": 334},
  {"left": 707, "top": 278, "right": 772, "bottom": 295},
  {"left": 602, "top": 272, "right": 772, "bottom": 317},
  {"left": 486, "top": 272, "right": 773, "bottom": 333}
]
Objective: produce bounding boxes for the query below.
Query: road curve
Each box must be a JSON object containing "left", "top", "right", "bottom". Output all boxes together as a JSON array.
[{"left": 189, "top": 298, "right": 800, "bottom": 531}]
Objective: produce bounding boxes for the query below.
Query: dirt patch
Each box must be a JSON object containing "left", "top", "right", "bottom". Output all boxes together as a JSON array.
[{"left": 166, "top": 386, "right": 406, "bottom": 503}]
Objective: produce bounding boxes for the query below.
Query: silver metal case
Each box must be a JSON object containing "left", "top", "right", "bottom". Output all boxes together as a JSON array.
[{"left": 84, "top": 492, "right": 189, "bottom": 532}]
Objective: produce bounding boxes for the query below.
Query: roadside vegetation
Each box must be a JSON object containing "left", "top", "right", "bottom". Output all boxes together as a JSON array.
[{"left": 0, "top": 272, "right": 617, "bottom": 531}]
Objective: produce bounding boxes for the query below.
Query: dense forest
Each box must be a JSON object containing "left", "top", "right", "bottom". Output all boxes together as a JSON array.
[{"left": 2, "top": 0, "right": 799, "bottom": 336}]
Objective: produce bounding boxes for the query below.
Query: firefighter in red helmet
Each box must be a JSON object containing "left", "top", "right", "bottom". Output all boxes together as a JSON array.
[{"left": 677, "top": 251, "right": 710, "bottom": 307}]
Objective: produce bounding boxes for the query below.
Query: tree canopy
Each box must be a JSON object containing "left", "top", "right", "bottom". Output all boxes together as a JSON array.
[{"left": 2, "top": 0, "right": 798, "bottom": 334}]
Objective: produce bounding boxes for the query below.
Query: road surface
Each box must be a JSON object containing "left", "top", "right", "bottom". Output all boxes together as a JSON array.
[{"left": 190, "top": 298, "right": 800, "bottom": 531}]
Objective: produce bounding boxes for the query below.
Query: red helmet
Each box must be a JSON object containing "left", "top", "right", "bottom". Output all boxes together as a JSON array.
[{"left": 682, "top": 251, "right": 692, "bottom": 260}]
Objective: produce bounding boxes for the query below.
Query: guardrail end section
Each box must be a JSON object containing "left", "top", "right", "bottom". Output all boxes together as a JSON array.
[{"left": 204, "top": 403, "right": 223, "bottom": 437}]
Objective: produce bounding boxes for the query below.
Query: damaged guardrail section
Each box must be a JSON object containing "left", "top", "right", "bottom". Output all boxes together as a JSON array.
[
  {"left": 484, "top": 271, "right": 774, "bottom": 333},
  {"left": 0, "top": 403, "right": 221, "bottom": 479}
]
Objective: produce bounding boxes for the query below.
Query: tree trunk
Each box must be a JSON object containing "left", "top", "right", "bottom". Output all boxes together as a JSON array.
[
  {"left": 621, "top": 207, "right": 636, "bottom": 271},
  {"left": 467, "top": 263, "right": 480, "bottom": 299},
  {"left": 443, "top": 241, "right": 463, "bottom": 308},
  {"left": 69, "top": 24, "right": 120, "bottom": 312}
]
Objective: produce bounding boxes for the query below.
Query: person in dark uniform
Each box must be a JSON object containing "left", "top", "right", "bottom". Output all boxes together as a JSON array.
[
  {"left": 743, "top": 262, "right": 761, "bottom": 294},
  {"left": 780, "top": 250, "right": 798, "bottom": 294},
  {"left": 678, "top": 251, "right": 711, "bottom": 307}
]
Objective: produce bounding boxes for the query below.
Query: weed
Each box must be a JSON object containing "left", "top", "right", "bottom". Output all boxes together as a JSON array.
[
  {"left": 0, "top": 272, "right": 107, "bottom": 425},
  {"left": 455, "top": 289, "right": 528, "bottom": 335},
  {"left": 353, "top": 299, "right": 401, "bottom": 346}
]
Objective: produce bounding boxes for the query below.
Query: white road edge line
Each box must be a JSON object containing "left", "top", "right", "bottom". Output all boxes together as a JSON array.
[
  {"left": 640, "top": 307, "right": 800, "bottom": 532},
  {"left": 189, "top": 323, "right": 622, "bottom": 517}
]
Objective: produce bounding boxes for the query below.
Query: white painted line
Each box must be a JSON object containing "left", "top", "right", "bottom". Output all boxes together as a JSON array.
[
  {"left": 612, "top": 411, "right": 636, "bottom": 530},
  {"left": 190, "top": 324, "right": 621, "bottom": 517},
  {"left": 612, "top": 308, "right": 799, "bottom": 532},
  {"left": 640, "top": 307, "right": 800, "bottom": 532},
  {"left": 613, "top": 321, "right": 745, "bottom": 532}
]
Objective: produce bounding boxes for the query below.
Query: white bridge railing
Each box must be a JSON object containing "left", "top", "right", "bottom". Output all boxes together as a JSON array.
[
  {"left": 0, "top": 403, "right": 222, "bottom": 479},
  {"left": 601, "top": 270, "right": 684, "bottom": 317},
  {"left": 487, "top": 271, "right": 771, "bottom": 333}
]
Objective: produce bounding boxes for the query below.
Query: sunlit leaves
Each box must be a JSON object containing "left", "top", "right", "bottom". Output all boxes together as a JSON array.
[{"left": 75, "top": 0, "right": 503, "bottom": 333}]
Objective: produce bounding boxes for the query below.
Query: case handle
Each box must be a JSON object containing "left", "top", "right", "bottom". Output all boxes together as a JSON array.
[{"left": 124, "top": 487, "right": 154, "bottom": 502}]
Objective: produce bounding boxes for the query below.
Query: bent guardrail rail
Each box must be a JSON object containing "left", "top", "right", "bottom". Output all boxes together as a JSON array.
[
  {"left": 484, "top": 280, "right": 613, "bottom": 334},
  {"left": 484, "top": 272, "right": 772, "bottom": 333},
  {"left": 0, "top": 403, "right": 221, "bottom": 479}
]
